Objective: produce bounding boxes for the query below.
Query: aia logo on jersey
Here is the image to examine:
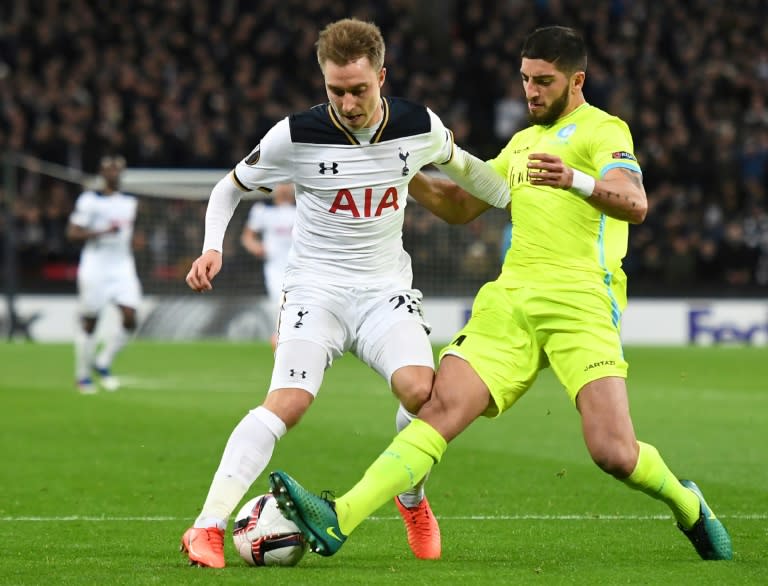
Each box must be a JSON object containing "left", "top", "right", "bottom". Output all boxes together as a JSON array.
[
  {"left": 319, "top": 161, "right": 339, "bottom": 174},
  {"left": 329, "top": 187, "right": 400, "bottom": 217}
]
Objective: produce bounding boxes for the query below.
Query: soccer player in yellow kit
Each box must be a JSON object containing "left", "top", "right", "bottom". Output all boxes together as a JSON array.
[{"left": 269, "top": 26, "right": 733, "bottom": 562}]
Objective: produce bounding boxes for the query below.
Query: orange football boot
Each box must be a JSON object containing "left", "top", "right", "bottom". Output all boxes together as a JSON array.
[
  {"left": 180, "top": 527, "right": 225, "bottom": 568},
  {"left": 395, "top": 496, "right": 441, "bottom": 560}
]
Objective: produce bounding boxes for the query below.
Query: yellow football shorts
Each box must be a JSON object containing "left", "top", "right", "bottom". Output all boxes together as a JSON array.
[{"left": 439, "top": 279, "right": 628, "bottom": 417}]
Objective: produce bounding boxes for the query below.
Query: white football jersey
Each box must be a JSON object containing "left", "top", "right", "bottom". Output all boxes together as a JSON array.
[
  {"left": 69, "top": 190, "right": 138, "bottom": 277},
  {"left": 233, "top": 97, "right": 454, "bottom": 290},
  {"left": 246, "top": 201, "right": 296, "bottom": 302},
  {"left": 245, "top": 202, "right": 295, "bottom": 269}
]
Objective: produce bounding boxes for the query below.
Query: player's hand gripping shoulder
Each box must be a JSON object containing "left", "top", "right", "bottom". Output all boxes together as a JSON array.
[
  {"left": 185, "top": 250, "right": 223, "bottom": 292},
  {"left": 527, "top": 152, "right": 648, "bottom": 224}
]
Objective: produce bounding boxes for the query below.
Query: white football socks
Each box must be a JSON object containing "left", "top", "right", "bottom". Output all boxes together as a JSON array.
[
  {"left": 195, "top": 406, "right": 287, "bottom": 529},
  {"left": 74, "top": 328, "right": 97, "bottom": 381},
  {"left": 95, "top": 326, "right": 131, "bottom": 371}
]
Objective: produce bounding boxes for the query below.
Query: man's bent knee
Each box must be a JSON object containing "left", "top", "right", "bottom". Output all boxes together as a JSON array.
[
  {"left": 263, "top": 388, "right": 314, "bottom": 429},
  {"left": 416, "top": 356, "right": 490, "bottom": 442},
  {"left": 80, "top": 316, "right": 98, "bottom": 334},
  {"left": 391, "top": 365, "right": 434, "bottom": 414},
  {"left": 118, "top": 306, "right": 137, "bottom": 330},
  {"left": 588, "top": 441, "right": 639, "bottom": 479}
]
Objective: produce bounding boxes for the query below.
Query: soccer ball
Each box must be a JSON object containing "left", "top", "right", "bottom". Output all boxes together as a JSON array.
[{"left": 232, "top": 493, "right": 308, "bottom": 566}]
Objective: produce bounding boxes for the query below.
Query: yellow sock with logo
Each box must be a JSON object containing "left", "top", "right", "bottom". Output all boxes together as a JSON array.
[
  {"left": 622, "top": 441, "right": 700, "bottom": 529},
  {"left": 335, "top": 419, "right": 447, "bottom": 535}
]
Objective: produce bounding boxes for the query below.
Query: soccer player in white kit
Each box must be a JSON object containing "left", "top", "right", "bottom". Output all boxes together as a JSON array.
[
  {"left": 67, "top": 155, "right": 141, "bottom": 394},
  {"left": 240, "top": 183, "right": 296, "bottom": 346},
  {"left": 181, "top": 18, "right": 509, "bottom": 568}
]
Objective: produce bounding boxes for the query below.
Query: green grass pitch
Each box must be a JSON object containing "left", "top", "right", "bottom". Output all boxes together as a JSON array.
[{"left": 0, "top": 341, "right": 766, "bottom": 585}]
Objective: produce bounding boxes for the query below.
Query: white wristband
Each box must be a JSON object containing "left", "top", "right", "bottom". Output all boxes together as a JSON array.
[{"left": 571, "top": 169, "right": 596, "bottom": 199}]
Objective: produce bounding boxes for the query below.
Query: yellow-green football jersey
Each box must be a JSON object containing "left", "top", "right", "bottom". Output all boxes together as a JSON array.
[{"left": 488, "top": 103, "right": 641, "bottom": 290}]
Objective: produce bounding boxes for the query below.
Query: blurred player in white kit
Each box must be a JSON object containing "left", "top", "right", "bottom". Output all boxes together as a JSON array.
[
  {"left": 67, "top": 155, "right": 141, "bottom": 394},
  {"left": 240, "top": 183, "right": 296, "bottom": 347}
]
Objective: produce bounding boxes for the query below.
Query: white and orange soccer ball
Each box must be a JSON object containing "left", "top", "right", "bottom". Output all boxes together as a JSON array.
[{"left": 232, "top": 493, "right": 308, "bottom": 566}]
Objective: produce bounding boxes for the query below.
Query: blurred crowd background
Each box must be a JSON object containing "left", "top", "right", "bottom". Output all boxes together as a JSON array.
[{"left": 1, "top": 0, "right": 767, "bottom": 297}]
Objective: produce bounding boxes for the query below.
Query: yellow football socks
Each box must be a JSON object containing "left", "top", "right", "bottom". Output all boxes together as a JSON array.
[
  {"left": 335, "top": 419, "right": 447, "bottom": 535},
  {"left": 623, "top": 441, "right": 701, "bottom": 529}
]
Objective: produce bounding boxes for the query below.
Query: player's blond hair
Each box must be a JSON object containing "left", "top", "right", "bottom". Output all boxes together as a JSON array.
[{"left": 316, "top": 18, "right": 385, "bottom": 71}]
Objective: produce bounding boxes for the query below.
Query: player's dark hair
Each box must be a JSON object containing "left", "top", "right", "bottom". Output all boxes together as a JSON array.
[
  {"left": 316, "top": 18, "right": 385, "bottom": 71},
  {"left": 521, "top": 26, "right": 587, "bottom": 74}
]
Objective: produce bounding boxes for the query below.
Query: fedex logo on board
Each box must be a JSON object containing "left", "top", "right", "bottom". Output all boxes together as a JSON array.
[{"left": 688, "top": 307, "right": 768, "bottom": 345}]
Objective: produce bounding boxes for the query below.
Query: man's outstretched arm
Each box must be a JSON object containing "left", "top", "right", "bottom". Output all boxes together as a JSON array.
[{"left": 408, "top": 172, "right": 494, "bottom": 224}]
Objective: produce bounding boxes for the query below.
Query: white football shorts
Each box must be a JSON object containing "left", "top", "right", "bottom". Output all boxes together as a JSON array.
[
  {"left": 268, "top": 283, "right": 434, "bottom": 395},
  {"left": 77, "top": 269, "right": 142, "bottom": 316}
]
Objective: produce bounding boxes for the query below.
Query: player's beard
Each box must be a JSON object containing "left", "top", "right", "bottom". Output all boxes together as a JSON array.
[{"left": 528, "top": 86, "right": 569, "bottom": 126}]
